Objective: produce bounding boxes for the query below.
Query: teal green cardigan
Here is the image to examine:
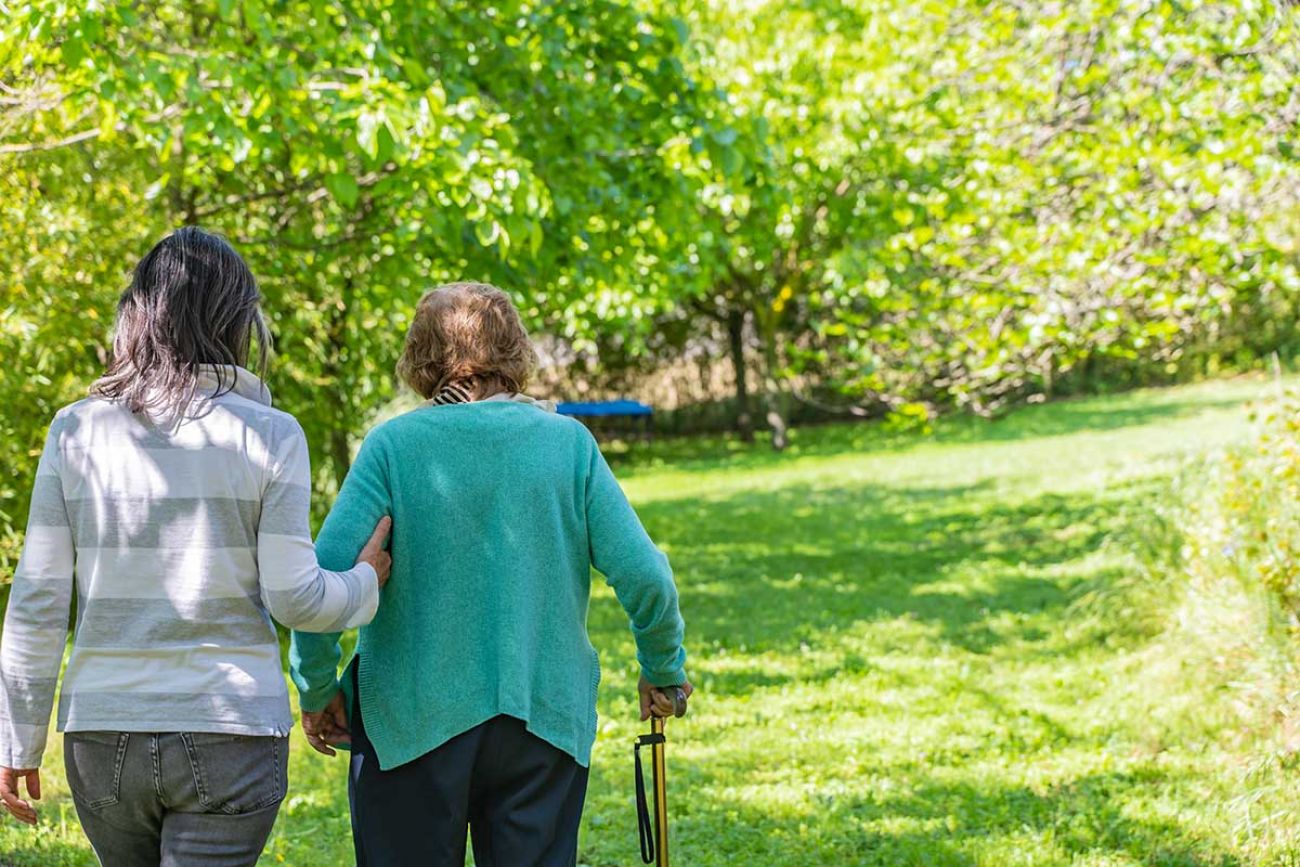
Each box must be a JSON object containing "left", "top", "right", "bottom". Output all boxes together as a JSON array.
[{"left": 289, "top": 401, "right": 687, "bottom": 770}]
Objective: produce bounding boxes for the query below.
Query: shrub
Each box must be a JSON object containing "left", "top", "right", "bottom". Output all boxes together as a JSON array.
[
  {"left": 1137, "top": 385, "right": 1300, "bottom": 730},
  {"left": 1180, "top": 392, "right": 1300, "bottom": 632}
]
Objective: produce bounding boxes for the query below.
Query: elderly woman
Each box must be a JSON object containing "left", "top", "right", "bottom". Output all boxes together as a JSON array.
[{"left": 290, "top": 282, "right": 690, "bottom": 866}]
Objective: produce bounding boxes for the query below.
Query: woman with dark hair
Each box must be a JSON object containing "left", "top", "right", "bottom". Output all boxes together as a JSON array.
[
  {"left": 291, "top": 282, "right": 690, "bottom": 866},
  {"left": 0, "top": 227, "right": 392, "bottom": 866}
]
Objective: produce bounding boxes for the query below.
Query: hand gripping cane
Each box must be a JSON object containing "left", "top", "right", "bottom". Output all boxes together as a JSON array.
[{"left": 634, "top": 686, "right": 687, "bottom": 866}]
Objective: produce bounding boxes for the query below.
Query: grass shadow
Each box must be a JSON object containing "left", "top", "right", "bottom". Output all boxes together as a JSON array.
[{"left": 589, "top": 475, "right": 1164, "bottom": 672}]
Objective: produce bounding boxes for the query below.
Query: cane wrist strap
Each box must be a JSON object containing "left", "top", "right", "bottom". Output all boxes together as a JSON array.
[{"left": 634, "top": 733, "right": 665, "bottom": 863}]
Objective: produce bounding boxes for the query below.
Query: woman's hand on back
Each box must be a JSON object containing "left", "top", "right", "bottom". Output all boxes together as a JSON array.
[{"left": 356, "top": 516, "right": 393, "bottom": 589}]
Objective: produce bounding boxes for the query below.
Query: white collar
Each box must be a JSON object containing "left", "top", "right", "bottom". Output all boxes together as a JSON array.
[{"left": 195, "top": 365, "right": 272, "bottom": 406}]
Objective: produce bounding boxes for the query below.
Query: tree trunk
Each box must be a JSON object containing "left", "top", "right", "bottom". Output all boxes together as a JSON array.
[
  {"left": 727, "top": 308, "right": 755, "bottom": 443},
  {"left": 327, "top": 424, "right": 352, "bottom": 481},
  {"left": 756, "top": 317, "right": 789, "bottom": 451},
  {"left": 323, "top": 280, "right": 354, "bottom": 481}
]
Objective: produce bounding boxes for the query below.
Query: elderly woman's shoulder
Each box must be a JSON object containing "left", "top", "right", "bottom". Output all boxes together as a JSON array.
[
  {"left": 364, "top": 401, "right": 592, "bottom": 440},
  {"left": 361, "top": 409, "right": 421, "bottom": 442}
]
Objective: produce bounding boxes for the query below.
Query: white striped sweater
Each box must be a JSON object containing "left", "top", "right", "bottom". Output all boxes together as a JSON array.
[{"left": 0, "top": 366, "right": 378, "bottom": 768}]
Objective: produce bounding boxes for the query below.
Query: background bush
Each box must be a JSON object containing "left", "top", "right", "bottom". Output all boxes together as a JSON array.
[{"left": 1128, "top": 381, "right": 1300, "bottom": 853}]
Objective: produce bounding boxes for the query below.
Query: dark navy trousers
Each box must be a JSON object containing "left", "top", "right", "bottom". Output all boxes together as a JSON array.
[{"left": 348, "top": 675, "right": 589, "bottom": 866}]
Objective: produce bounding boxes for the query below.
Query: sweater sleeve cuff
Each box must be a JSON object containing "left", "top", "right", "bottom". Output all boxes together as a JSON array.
[
  {"left": 643, "top": 667, "right": 688, "bottom": 688},
  {"left": 298, "top": 680, "right": 343, "bottom": 714}
]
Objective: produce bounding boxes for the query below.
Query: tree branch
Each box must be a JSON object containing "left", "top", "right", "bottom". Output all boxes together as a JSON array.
[{"left": 0, "top": 128, "right": 100, "bottom": 154}]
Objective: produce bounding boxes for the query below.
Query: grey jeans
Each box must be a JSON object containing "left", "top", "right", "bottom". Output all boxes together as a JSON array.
[{"left": 64, "top": 731, "right": 288, "bottom": 867}]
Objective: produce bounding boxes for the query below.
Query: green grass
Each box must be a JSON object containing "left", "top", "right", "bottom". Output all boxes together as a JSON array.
[{"left": 3, "top": 376, "right": 1297, "bottom": 866}]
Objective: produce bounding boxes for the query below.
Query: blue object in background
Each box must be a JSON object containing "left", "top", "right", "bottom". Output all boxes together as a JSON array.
[{"left": 556, "top": 400, "right": 653, "bottom": 418}]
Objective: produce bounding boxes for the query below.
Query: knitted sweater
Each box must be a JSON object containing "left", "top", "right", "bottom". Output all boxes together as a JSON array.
[{"left": 289, "top": 400, "right": 686, "bottom": 769}]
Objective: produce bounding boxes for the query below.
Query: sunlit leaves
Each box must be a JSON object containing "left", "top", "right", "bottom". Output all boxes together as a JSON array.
[
  {"left": 677, "top": 0, "right": 1300, "bottom": 416},
  {"left": 0, "top": 0, "right": 719, "bottom": 564}
]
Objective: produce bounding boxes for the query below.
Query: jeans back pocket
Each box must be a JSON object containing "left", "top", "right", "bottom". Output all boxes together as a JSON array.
[
  {"left": 181, "top": 733, "right": 288, "bottom": 815},
  {"left": 64, "top": 732, "right": 130, "bottom": 810}
]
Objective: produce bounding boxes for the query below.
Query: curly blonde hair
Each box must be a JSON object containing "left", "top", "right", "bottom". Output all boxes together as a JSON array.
[{"left": 396, "top": 282, "right": 537, "bottom": 399}]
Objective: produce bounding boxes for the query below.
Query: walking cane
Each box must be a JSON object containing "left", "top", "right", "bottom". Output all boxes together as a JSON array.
[{"left": 634, "top": 686, "right": 687, "bottom": 866}]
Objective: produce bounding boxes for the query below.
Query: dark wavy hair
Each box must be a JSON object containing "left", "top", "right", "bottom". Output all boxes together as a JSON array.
[{"left": 90, "top": 227, "right": 271, "bottom": 418}]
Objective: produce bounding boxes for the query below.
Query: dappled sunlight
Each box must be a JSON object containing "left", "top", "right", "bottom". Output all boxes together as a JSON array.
[
  {"left": 0, "top": 379, "right": 1284, "bottom": 864},
  {"left": 576, "top": 379, "right": 1273, "bottom": 864},
  {"left": 2, "top": 0, "right": 1295, "bottom": 856}
]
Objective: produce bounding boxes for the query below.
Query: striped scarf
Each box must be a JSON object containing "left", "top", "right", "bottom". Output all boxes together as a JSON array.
[
  {"left": 423, "top": 378, "right": 559, "bottom": 414},
  {"left": 429, "top": 377, "right": 479, "bottom": 405}
]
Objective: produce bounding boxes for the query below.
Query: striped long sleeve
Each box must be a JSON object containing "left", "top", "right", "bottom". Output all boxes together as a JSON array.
[
  {"left": 1, "top": 366, "right": 380, "bottom": 763},
  {"left": 0, "top": 415, "right": 74, "bottom": 768},
  {"left": 257, "top": 420, "right": 378, "bottom": 633}
]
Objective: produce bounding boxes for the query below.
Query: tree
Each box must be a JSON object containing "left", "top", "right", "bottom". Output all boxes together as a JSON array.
[
  {"left": 672, "top": 0, "right": 1300, "bottom": 434},
  {"left": 0, "top": 0, "right": 726, "bottom": 566},
  {"left": 2, "top": 0, "right": 1297, "bottom": 568}
]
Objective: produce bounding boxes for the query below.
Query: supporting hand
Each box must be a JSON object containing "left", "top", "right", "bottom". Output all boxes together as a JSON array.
[
  {"left": 0, "top": 767, "right": 40, "bottom": 825},
  {"left": 302, "top": 692, "right": 351, "bottom": 757},
  {"left": 639, "top": 676, "right": 694, "bottom": 721},
  {"left": 356, "top": 516, "right": 393, "bottom": 589}
]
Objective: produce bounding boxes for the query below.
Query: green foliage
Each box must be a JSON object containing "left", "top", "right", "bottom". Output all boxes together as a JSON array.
[
  {"left": 7, "top": 378, "right": 1300, "bottom": 863},
  {"left": 1128, "top": 384, "right": 1300, "bottom": 859},
  {"left": 0, "top": 0, "right": 724, "bottom": 566},
  {"left": 1142, "top": 383, "right": 1300, "bottom": 649},
  {"left": 4, "top": 1, "right": 1300, "bottom": 857},
  {"left": 1179, "top": 391, "right": 1300, "bottom": 621},
  {"left": 3, "top": 0, "right": 1298, "bottom": 554},
  {"left": 675, "top": 0, "right": 1300, "bottom": 415}
]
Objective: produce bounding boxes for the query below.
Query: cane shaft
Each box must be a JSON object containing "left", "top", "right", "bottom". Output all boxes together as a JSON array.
[{"left": 652, "top": 716, "right": 669, "bottom": 866}]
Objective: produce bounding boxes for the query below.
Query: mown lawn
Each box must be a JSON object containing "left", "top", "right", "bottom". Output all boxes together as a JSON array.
[{"left": 2, "top": 376, "right": 1296, "bottom": 866}]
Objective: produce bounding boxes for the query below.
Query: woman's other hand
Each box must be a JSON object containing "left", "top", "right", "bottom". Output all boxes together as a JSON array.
[
  {"left": 356, "top": 516, "right": 393, "bottom": 589},
  {"left": 0, "top": 767, "right": 41, "bottom": 824},
  {"left": 301, "top": 692, "right": 351, "bottom": 757},
  {"left": 638, "top": 675, "right": 694, "bottom": 721}
]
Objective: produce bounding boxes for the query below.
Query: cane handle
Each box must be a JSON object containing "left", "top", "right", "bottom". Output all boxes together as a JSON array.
[{"left": 658, "top": 685, "right": 687, "bottom": 719}]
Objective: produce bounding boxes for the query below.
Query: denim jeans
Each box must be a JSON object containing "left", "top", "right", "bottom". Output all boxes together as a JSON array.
[{"left": 64, "top": 731, "right": 288, "bottom": 867}]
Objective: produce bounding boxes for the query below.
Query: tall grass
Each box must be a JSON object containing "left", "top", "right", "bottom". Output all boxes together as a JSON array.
[{"left": 1135, "top": 389, "right": 1300, "bottom": 858}]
